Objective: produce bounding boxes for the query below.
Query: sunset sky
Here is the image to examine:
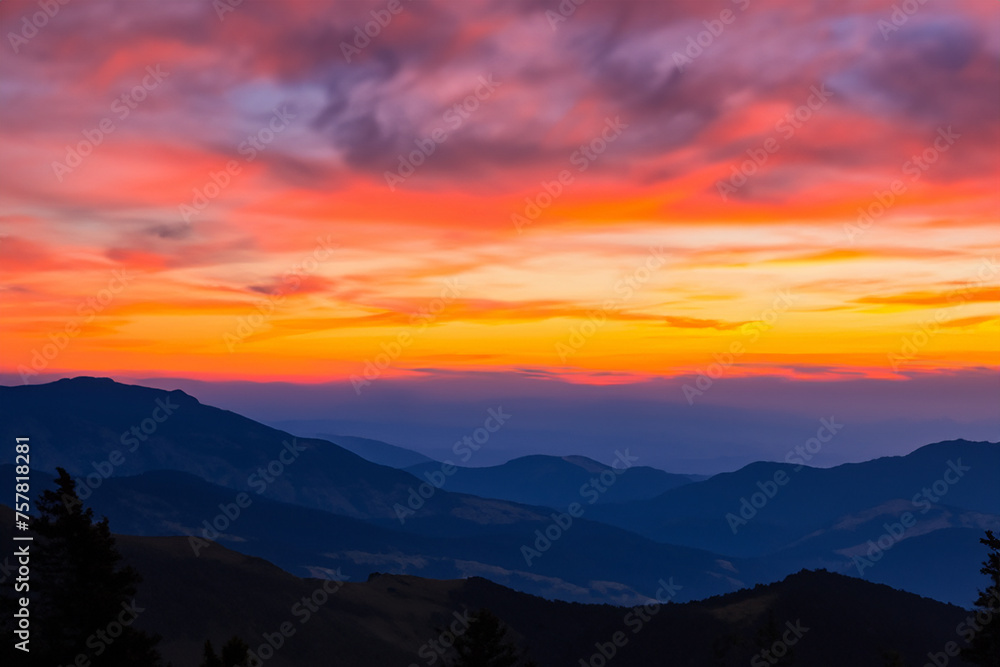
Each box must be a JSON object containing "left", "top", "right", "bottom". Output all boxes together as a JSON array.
[{"left": 1, "top": 0, "right": 998, "bottom": 464}]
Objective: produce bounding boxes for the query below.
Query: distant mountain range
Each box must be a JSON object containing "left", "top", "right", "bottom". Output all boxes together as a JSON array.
[
  {"left": 589, "top": 442, "right": 1000, "bottom": 551},
  {"left": 404, "top": 453, "right": 697, "bottom": 506},
  {"left": 0, "top": 377, "right": 996, "bottom": 609},
  {"left": 0, "top": 504, "right": 978, "bottom": 667},
  {"left": 587, "top": 440, "right": 1000, "bottom": 605},
  {"left": 0, "top": 378, "right": 747, "bottom": 603},
  {"left": 311, "top": 433, "right": 439, "bottom": 469},
  {"left": 0, "top": 464, "right": 746, "bottom": 604},
  {"left": 317, "top": 431, "right": 702, "bottom": 506}
]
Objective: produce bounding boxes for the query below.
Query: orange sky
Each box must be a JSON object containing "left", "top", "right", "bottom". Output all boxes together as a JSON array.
[{"left": 1, "top": 0, "right": 998, "bottom": 387}]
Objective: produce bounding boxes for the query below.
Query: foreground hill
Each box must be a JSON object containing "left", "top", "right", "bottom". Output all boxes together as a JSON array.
[{"left": 0, "top": 505, "right": 977, "bottom": 667}]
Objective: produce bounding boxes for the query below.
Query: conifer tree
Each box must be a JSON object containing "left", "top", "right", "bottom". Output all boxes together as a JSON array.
[
  {"left": 220, "top": 635, "right": 251, "bottom": 666},
  {"left": 200, "top": 640, "right": 223, "bottom": 667},
  {"left": 962, "top": 530, "right": 1000, "bottom": 666},
  {"left": 30, "top": 468, "right": 162, "bottom": 666},
  {"left": 200, "top": 636, "right": 250, "bottom": 667},
  {"left": 449, "top": 608, "right": 535, "bottom": 667}
]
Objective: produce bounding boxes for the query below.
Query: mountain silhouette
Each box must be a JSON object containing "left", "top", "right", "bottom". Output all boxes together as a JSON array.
[
  {"left": 404, "top": 453, "right": 695, "bottom": 507},
  {"left": 0, "top": 503, "right": 978, "bottom": 667},
  {"left": 2, "top": 377, "right": 995, "bottom": 608}
]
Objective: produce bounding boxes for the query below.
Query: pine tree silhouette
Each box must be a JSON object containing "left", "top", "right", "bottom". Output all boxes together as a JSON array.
[
  {"left": 753, "top": 611, "right": 796, "bottom": 666},
  {"left": 30, "top": 468, "right": 162, "bottom": 666},
  {"left": 961, "top": 530, "right": 1000, "bottom": 666},
  {"left": 448, "top": 608, "right": 536, "bottom": 667},
  {"left": 200, "top": 640, "right": 223, "bottom": 667},
  {"left": 220, "top": 635, "right": 251, "bottom": 666},
  {"left": 200, "top": 635, "right": 250, "bottom": 667},
  {"left": 881, "top": 649, "right": 905, "bottom": 666}
]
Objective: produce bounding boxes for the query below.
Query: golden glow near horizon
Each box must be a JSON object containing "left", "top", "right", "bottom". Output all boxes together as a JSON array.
[{"left": 1, "top": 0, "right": 997, "bottom": 385}]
